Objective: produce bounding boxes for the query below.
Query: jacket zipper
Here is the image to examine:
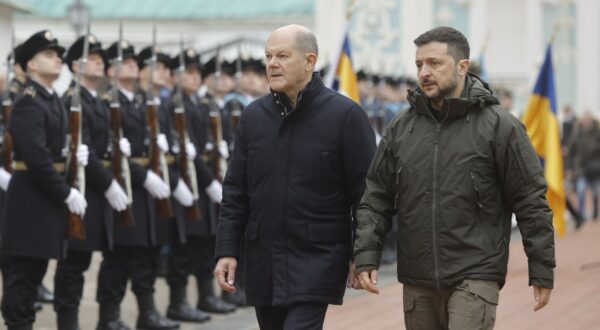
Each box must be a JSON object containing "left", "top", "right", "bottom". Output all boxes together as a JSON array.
[{"left": 432, "top": 123, "right": 441, "bottom": 289}]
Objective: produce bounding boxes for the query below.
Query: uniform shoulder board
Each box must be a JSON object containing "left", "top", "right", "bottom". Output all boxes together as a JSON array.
[
  {"left": 65, "top": 88, "right": 75, "bottom": 97},
  {"left": 23, "top": 86, "right": 37, "bottom": 98},
  {"left": 200, "top": 98, "right": 210, "bottom": 105}
]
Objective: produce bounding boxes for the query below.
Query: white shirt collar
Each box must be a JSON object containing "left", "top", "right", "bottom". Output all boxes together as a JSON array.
[{"left": 119, "top": 88, "right": 135, "bottom": 102}]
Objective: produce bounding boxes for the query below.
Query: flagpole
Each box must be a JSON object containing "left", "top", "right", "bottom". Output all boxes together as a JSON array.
[{"left": 324, "top": 0, "right": 359, "bottom": 88}]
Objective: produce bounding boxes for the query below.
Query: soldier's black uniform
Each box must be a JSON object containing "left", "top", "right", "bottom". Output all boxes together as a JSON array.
[
  {"left": 95, "top": 42, "right": 179, "bottom": 330},
  {"left": 0, "top": 30, "right": 69, "bottom": 330},
  {"left": 53, "top": 35, "right": 117, "bottom": 330}
]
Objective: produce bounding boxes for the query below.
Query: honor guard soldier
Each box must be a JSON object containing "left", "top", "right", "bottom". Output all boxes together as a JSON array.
[
  {"left": 165, "top": 46, "right": 225, "bottom": 322},
  {"left": 96, "top": 39, "right": 180, "bottom": 330},
  {"left": 54, "top": 33, "right": 130, "bottom": 330},
  {"left": 0, "top": 30, "right": 89, "bottom": 330}
]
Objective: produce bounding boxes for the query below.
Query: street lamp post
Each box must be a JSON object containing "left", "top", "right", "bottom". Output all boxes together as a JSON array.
[{"left": 68, "top": 0, "right": 90, "bottom": 37}]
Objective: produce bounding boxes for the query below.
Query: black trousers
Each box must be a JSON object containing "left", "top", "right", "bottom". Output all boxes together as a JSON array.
[
  {"left": 96, "top": 246, "right": 160, "bottom": 306},
  {"left": 0, "top": 256, "right": 49, "bottom": 329},
  {"left": 167, "top": 235, "right": 216, "bottom": 290},
  {"left": 255, "top": 303, "right": 328, "bottom": 330},
  {"left": 53, "top": 249, "right": 93, "bottom": 315}
]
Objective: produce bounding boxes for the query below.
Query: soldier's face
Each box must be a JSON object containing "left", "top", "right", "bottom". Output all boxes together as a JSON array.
[
  {"left": 181, "top": 67, "right": 201, "bottom": 93},
  {"left": 415, "top": 42, "right": 468, "bottom": 100},
  {"left": 152, "top": 62, "right": 170, "bottom": 88},
  {"left": 74, "top": 53, "right": 105, "bottom": 79},
  {"left": 265, "top": 33, "right": 315, "bottom": 96},
  {"left": 118, "top": 58, "right": 139, "bottom": 81},
  {"left": 29, "top": 49, "right": 63, "bottom": 79}
]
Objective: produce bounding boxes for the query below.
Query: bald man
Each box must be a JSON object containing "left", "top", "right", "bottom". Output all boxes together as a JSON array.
[{"left": 214, "top": 25, "right": 376, "bottom": 329}]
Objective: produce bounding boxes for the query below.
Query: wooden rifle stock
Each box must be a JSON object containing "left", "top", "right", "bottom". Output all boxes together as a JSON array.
[
  {"left": 66, "top": 109, "right": 86, "bottom": 240},
  {"left": 1, "top": 101, "right": 12, "bottom": 172},
  {"left": 110, "top": 103, "right": 135, "bottom": 228},
  {"left": 146, "top": 101, "right": 173, "bottom": 219},
  {"left": 208, "top": 104, "right": 227, "bottom": 182},
  {"left": 174, "top": 108, "right": 202, "bottom": 220}
]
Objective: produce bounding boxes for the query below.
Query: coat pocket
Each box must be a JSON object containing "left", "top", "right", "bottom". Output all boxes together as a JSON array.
[
  {"left": 308, "top": 222, "right": 351, "bottom": 243},
  {"left": 393, "top": 167, "right": 403, "bottom": 210},
  {"left": 470, "top": 170, "right": 484, "bottom": 209},
  {"left": 510, "top": 136, "right": 543, "bottom": 180}
]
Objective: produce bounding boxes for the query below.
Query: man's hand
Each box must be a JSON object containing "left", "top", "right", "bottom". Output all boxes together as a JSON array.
[
  {"left": 358, "top": 270, "right": 379, "bottom": 294},
  {"left": 533, "top": 285, "right": 552, "bottom": 311},
  {"left": 215, "top": 257, "right": 237, "bottom": 293},
  {"left": 347, "top": 262, "right": 361, "bottom": 290}
]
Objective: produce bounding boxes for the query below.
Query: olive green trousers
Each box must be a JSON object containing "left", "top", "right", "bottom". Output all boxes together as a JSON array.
[{"left": 403, "top": 279, "right": 500, "bottom": 330}]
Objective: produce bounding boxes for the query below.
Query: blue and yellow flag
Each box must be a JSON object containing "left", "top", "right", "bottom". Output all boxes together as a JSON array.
[
  {"left": 521, "top": 45, "right": 566, "bottom": 236},
  {"left": 325, "top": 27, "right": 360, "bottom": 104}
]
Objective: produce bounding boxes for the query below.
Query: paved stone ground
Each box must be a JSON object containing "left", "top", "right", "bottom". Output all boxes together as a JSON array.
[
  {"left": 9, "top": 219, "right": 600, "bottom": 329},
  {"left": 324, "top": 219, "right": 600, "bottom": 330}
]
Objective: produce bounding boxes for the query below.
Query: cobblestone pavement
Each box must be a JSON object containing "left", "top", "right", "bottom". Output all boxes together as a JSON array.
[{"left": 12, "top": 220, "right": 600, "bottom": 329}]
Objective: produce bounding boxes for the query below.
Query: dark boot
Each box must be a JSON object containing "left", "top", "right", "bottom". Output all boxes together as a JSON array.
[
  {"left": 136, "top": 295, "right": 180, "bottom": 330},
  {"left": 96, "top": 303, "right": 131, "bottom": 330},
  {"left": 36, "top": 284, "right": 54, "bottom": 303},
  {"left": 197, "top": 279, "right": 236, "bottom": 314},
  {"left": 221, "top": 288, "right": 246, "bottom": 307},
  {"left": 8, "top": 324, "right": 33, "bottom": 330},
  {"left": 166, "top": 286, "right": 211, "bottom": 323},
  {"left": 57, "top": 309, "right": 80, "bottom": 330}
]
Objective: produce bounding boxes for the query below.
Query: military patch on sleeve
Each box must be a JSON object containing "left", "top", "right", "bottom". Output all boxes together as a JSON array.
[{"left": 23, "top": 86, "right": 37, "bottom": 98}]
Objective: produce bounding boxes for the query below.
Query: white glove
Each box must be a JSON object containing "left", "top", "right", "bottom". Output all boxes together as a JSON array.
[
  {"left": 77, "top": 144, "right": 89, "bottom": 167},
  {"left": 204, "top": 142, "right": 214, "bottom": 151},
  {"left": 205, "top": 180, "right": 222, "bottom": 204},
  {"left": 65, "top": 188, "right": 87, "bottom": 215},
  {"left": 104, "top": 180, "right": 128, "bottom": 211},
  {"left": 375, "top": 133, "right": 382, "bottom": 146},
  {"left": 185, "top": 142, "right": 197, "bottom": 160},
  {"left": 218, "top": 140, "right": 229, "bottom": 159},
  {"left": 0, "top": 167, "right": 11, "bottom": 191},
  {"left": 157, "top": 133, "right": 169, "bottom": 153},
  {"left": 173, "top": 179, "right": 194, "bottom": 207},
  {"left": 143, "top": 170, "right": 171, "bottom": 199},
  {"left": 119, "top": 138, "right": 131, "bottom": 157}
]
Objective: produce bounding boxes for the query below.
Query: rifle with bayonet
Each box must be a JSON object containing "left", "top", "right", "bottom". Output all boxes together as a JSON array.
[
  {"left": 1, "top": 29, "right": 15, "bottom": 173},
  {"left": 229, "top": 44, "right": 243, "bottom": 135},
  {"left": 146, "top": 25, "right": 173, "bottom": 219},
  {"left": 173, "top": 39, "right": 202, "bottom": 220},
  {"left": 208, "top": 45, "right": 228, "bottom": 182},
  {"left": 65, "top": 23, "right": 90, "bottom": 240},
  {"left": 109, "top": 22, "right": 135, "bottom": 228}
]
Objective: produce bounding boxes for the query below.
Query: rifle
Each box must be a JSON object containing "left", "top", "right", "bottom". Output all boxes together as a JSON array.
[
  {"left": 65, "top": 23, "right": 90, "bottom": 240},
  {"left": 208, "top": 45, "right": 228, "bottom": 182},
  {"left": 173, "top": 39, "right": 202, "bottom": 220},
  {"left": 109, "top": 22, "right": 135, "bottom": 228},
  {"left": 1, "top": 28, "right": 15, "bottom": 173},
  {"left": 230, "top": 44, "right": 243, "bottom": 135},
  {"left": 146, "top": 25, "right": 173, "bottom": 219}
]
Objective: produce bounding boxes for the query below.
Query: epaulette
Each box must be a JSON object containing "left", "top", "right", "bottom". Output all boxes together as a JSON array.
[
  {"left": 23, "top": 86, "right": 36, "bottom": 98},
  {"left": 65, "top": 88, "right": 75, "bottom": 97},
  {"left": 200, "top": 98, "right": 210, "bottom": 105}
]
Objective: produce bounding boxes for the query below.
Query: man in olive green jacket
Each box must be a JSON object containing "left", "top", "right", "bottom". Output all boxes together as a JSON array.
[{"left": 354, "top": 27, "right": 555, "bottom": 330}]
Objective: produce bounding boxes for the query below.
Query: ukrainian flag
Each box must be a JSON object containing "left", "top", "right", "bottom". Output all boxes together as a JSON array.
[
  {"left": 325, "top": 26, "right": 360, "bottom": 104},
  {"left": 521, "top": 45, "right": 566, "bottom": 236}
]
